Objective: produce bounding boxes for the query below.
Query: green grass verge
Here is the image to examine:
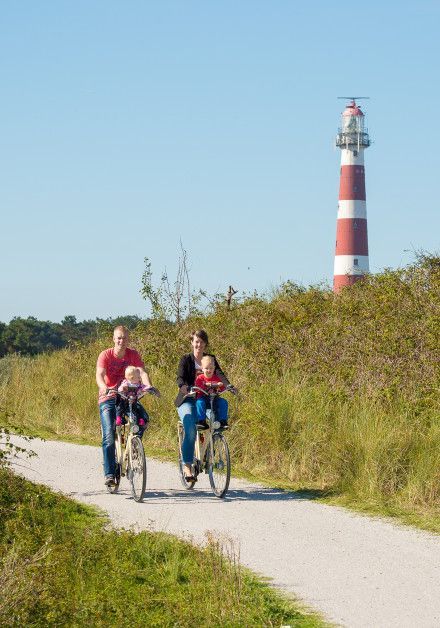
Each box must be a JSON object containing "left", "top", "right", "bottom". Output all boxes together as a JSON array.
[{"left": 0, "top": 468, "right": 325, "bottom": 627}]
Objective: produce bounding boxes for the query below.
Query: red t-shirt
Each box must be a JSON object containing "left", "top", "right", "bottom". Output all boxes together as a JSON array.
[
  {"left": 194, "top": 373, "right": 225, "bottom": 398},
  {"left": 97, "top": 348, "right": 144, "bottom": 403}
]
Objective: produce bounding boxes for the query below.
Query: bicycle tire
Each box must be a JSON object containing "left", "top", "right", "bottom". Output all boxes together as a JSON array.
[
  {"left": 128, "top": 436, "right": 146, "bottom": 502},
  {"left": 106, "top": 428, "right": 122, "bottom": 494},
  {"left": 208, "top": 432, "right": 230, "bottom": 498},
  {"left": 178, "top": 423, "right": 196, "bottom": 490}
]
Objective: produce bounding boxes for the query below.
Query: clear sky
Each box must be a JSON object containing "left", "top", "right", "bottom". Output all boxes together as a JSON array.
[{"left": 1, "top": 1, "right": 439, "bottom": 322}]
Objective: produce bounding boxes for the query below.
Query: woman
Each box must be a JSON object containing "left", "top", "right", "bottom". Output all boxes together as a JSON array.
[{"left": 175, "top": 329, "right": 236, "bottom": 480}]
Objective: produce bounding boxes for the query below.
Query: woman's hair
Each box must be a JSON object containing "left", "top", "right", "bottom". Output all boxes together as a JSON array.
[{"left": 190, "top": 329, "right": 209, "bottom": 345}]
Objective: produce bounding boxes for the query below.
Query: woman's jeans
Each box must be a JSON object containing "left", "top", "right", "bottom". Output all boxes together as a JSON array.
[
  {"left": 99, "top": 397, "right": 149, "bottom": 477},
  {"left": 177, "top": 399, "right": 198, "bottom": 465},
  {"left": 178, "top": 397, "right": 228, "bottom": 465},
  {"left": 195, "top": 397, "right": 228, "bottom": 423}
]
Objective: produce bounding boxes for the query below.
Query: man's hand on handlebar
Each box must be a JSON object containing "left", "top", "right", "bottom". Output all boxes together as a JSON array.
[
  {"left": 142, "top": 385, "right": 161, "bottom": 397},
  {"left": 99, "top": 386, "right": 117, "bottom": 397}
]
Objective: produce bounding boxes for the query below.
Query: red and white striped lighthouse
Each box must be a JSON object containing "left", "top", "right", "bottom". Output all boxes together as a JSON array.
[{"left": 333, "top": 98, "right": 370, "bottom": 292}]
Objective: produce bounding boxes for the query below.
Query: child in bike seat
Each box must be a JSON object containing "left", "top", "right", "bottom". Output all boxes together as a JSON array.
[
  {"left": 116, "top": 366, "right": 149, "bottom": 427},
  {"left": 194, "top": 355, "right": 228, "bottom": 427}
]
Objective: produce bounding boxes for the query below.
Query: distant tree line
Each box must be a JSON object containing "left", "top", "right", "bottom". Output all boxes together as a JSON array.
[{"left": 0, "top": 315, "right": 144, "bottom": 357}]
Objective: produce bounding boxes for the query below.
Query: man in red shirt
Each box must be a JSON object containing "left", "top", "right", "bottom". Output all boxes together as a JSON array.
[{"left": 96, "top": 325, "right": 159, "bottom": 486}]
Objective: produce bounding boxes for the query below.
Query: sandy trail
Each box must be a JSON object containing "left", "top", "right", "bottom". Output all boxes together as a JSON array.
[{"left": 10, "top": 437, "right": 440, "bottom": 628}]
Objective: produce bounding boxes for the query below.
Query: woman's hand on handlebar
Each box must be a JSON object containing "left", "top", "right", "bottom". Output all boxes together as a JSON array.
[
  {"left": 226, "top": 384, "right": 238, "bottom": 395},
  {"left": 183, "top": 386, "right": 198, "bottom": 398}
]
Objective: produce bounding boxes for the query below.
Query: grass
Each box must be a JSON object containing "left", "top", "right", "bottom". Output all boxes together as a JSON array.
[
  {"left": 3, "top": 363, "right": 438, "bottom": 534},
  {"left": 0, "top": 468, "right": 324, "bottom": 627},
  {"left": 0, "top": 256, "right": 439, "bottom": 533}
]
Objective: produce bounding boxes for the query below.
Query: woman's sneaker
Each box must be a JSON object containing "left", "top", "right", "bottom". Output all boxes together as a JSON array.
[{"left": 105, "top": 475, "right": 116, "bottom": 487}]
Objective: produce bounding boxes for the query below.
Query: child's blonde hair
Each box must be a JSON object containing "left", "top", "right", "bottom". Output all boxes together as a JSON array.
[
  {"left": 125, "top": 365, "right": 140, "bottom": 379},
  {"left": 201, "top": 355, "right": 214, "bottom": 368}
]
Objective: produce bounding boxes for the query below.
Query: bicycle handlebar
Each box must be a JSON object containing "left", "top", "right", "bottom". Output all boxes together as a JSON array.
[
  {"left": 185, "top": 385, "right": 229, "bottom": 399},
  {"left": 106, "top": 386, "right": 160, "bottom": 400}
]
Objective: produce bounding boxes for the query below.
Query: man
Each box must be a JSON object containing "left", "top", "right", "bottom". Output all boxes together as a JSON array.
[{"left": 96, "top": 325, "right": 159, "bottom": 486}]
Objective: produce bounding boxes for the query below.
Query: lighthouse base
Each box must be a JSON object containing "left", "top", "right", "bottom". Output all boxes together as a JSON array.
[{"left": 333, "top": 274, "right": 365, "bottom": 293}]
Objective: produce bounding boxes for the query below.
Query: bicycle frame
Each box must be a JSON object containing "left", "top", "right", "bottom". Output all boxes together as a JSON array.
[
  {"left": 115, "top": 423, "right": 136, "bottom": 477},
  {"left": 115, "top": 388, "right": 145, "bottom": 476},
  {"left": 104, "top": 385, "right": 155, "bottom": 501},
  {"left": 196, "top": 387, "right": 223, "bottom": 457},
  {"left": 178, "top": 384, "right": 231, "bottom": 496}
]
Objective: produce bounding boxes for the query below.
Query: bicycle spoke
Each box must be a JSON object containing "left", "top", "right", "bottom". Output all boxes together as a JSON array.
[
  {"left": 208, "top": 432, "right": 230, "bottom": 498},
  {"left": 129, "top": 437, "right": 146, "bottom": 502}
]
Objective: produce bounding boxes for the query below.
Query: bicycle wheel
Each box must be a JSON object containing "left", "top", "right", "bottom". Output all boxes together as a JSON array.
[
  {"left": 128, "top": 436, "right": 146, "bottom": 502},
  {"left": 106, "top": 429, "right": 122, "bottom": 494},
  {"left": 178, "top": 423, "right": 196, "bottom": 490},
  {"left": 208, "top": 432, "right": 231, "bottom": 498}
]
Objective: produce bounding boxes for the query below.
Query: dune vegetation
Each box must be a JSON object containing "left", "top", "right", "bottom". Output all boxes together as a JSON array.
[{"left": 1, "top": 254, "right": 439, "bottom": 531}]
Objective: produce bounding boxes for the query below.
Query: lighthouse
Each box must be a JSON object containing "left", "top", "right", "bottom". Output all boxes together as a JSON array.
[{"left": 333, "top": 98, "right": 370, "bottom": 292}]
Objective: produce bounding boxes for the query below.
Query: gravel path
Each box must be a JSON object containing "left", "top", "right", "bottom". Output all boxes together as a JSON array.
[{"left": 11, "top": 437, "right": 440, "bottom": 628}]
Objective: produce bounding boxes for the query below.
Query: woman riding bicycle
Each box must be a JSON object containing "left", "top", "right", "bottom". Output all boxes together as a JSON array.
[{"left": 175, "top": 329, "right": 236, "bottom": 481}]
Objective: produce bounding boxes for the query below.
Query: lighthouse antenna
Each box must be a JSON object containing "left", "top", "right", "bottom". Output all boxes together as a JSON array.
[{"left": 337, "top": 96, "right": 370, "bottom": 100}]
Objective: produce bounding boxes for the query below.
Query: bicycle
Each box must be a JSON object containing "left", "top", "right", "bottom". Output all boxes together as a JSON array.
[
  {"left": 106, "top": 386, "right": 157, "bottom": 502},
  {"left": 177, "top": 383, "right": 232, "bottom": 498}
]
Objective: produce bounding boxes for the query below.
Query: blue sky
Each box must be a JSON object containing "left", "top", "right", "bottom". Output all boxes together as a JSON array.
[{"left": 1, "top": 1, "right": 439, "bottom": 322}]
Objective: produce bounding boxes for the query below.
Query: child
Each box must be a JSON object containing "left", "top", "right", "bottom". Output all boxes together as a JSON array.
[
  {"left": 194, "top": 355, "right": 228, "bottom": 426},
  {"left": 116, "top": 366, "right": 149, "bottom": 427}
]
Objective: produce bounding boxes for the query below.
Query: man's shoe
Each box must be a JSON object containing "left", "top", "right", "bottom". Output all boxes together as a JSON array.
[
  {"left": 196, "top": 420, "right": 209, "bottom": 429},
  {"left": 105, "top": 475, "right": 116, "bottom": 487}
]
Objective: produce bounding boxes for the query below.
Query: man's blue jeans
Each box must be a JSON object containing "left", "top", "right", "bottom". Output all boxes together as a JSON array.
[{"left": 99, "top": 397, "right": 149, "bottom": 477}]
